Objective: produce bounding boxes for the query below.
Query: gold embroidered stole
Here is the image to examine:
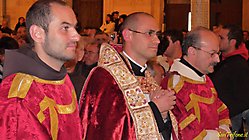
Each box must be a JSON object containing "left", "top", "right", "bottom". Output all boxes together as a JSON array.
[{"left": 98, "top": 43, "right": 161, "bottom": 139}]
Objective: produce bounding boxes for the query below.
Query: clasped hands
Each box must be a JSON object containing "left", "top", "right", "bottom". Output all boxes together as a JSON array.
[{"left": 150, "top": 87, "right": 176, "bottom": 119}]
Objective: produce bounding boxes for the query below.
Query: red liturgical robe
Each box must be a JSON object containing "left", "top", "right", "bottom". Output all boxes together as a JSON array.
[
  {"left": 161, "top": 60, "right": 231, "bottom": 140},
  {"left": 79, "top": 43, "right": 161, "bottom": 140},
  {"left": 0, "top": 73, "right": 82, "bottom": 140}
]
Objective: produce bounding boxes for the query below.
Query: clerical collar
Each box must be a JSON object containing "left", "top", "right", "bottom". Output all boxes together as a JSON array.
[
  {"left": 180, "top": 57, "right": 204, "bottom": 77},
  {"left": 122, "top": 51, "right": 147, "bottom": 73}
]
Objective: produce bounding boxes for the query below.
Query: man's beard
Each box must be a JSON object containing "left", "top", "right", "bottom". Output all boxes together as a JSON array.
[{"left": 43, "top": 36, "right": 74, "bottom": 62}]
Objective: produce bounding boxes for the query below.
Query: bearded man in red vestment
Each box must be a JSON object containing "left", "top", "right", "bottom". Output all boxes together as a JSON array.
[{"left": 0, "top": 0, "right": 82, "bottom": 139}]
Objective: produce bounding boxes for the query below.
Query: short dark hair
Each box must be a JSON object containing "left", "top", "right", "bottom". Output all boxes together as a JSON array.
[
  {"left": 119, "top": 14, "right": 127, "bottom": 21},
  {"left": 26, "top": 0, "right": 66, "bottom": 46},
  {"left": 112, "top": 11, "right": 119, "bottom": 16},
  {"left": 165, "top": 29, "right": 183, "bottom": 45},
  {"left": 222, "top": 24, "right": 243, "bottom": 49},
  {"left": 182, "top": 26, "right": 210, "bottom": 56},
  {"left": 0, "top": 36, "right": 19, "bottom": 55},
  {"left": 107, "top": 14, "right": 114, "bottom": 22},
  {"left": 157, "top": 32, "right": 169, "bottom": 55},
  {"left": 18, "top": 17, "right": 25, "bottom": 22}
]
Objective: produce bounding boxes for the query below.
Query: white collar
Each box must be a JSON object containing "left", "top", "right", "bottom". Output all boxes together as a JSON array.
[
  {"left": 170, "top": 59, "right": 206, "bottom": 82},
  {"left": 122, "top": 51, "right": 147, "bottom": 73}
]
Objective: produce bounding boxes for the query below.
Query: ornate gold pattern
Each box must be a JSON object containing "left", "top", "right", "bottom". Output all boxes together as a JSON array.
[
  {"left": 98, "top": 43, "right": 161, "bottom": 139},
  {"left": 98, "top": 46, "right": 121, "bottom": 66},
  {"left": 109, "top": 64, "right": 137, "bottom": 87},
  {"left": 125, "top": 86, "right": 147, "bottom": 108},
  {"left": 136, "top": 71, "right": 160, "bottom": 94},
  {"left": 134, "top": 108, "right": 161, "bottom": 139},
  {"left": 169, "top": 111, "right": 179, "bottom": 138}
]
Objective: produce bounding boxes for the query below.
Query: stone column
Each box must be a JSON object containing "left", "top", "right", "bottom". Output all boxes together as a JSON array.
[
  {"left": 243, "top": 0, "right": 249, "bottom": 30},
  {"left": 0, "top": 0, "right": 6, "bottom": 20},
  {"left": 0, "top": 0, "right": 3, "bottom": 22},
  {"left": 191, "top": 0, "right": 210, "bottom": 30}
]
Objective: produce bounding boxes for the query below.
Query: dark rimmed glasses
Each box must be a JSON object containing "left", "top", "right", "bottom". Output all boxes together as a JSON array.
[
  {"left": 192, "top": 46, "right": 221, "bottom": 58},
  {"left": 128, "top": 28, "right": 161, "bottom": 38}
]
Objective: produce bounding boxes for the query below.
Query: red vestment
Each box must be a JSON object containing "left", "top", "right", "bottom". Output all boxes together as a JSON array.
[
  {"left": 0, "top": 73, "right": 82, "bottom": 140},
  {"left": 161, "top": 60, "right": 231, "bottom": 140},
  {"left": 79, "top": 43, "right": 161, "bottom": 140}
]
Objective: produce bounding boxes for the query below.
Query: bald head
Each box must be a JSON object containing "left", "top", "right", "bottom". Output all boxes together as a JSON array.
[
  {"left": 182, "top": 26, "right": 218, "bottom": 56},
  {"left": 182, "top": 26, "right": 220, "bottom": 74},
  {"left": 120, "top": 12, "right": 154, "bottom": 33}
]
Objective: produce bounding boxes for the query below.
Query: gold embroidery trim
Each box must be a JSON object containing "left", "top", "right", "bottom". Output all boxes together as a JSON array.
[
  {"left": 168, "top": 74, "right": 206, "bottom": 94},
  {"left": 37, "top": 90, "right": 76, "bottom": 140},
  {"left": 179, "top": 114, "right": 196, "bottom": 130},
  {"left": 8, "top": 73, "right": 33, "bottom": 98},
  {"left": 181, "top": 75, "right": 206, "bottom": 84},
  {"left": 8, "top": 73, "right": 65, "bottom": 99},
  {"left": 8, "top": 73, "right": 75, "bottom": 140},
  {"left": 211, "top": 87, "right": 217, "bottom": 95},
  {"left": 169, "top": 111, "right": 179, "bottom": 138},
  {"left": 219, "top": 119, "right": 231, "bottom": 126},
  {"left": 186, "top": 93, "right": 215, "bottom": 122},
  {"left": 217, "top": 103, "right": 227, "bottom": 114},
  {"left": 98, "top": 43, "right": 161, "bottom": 139},
  {"left": 193, "top": 130, "right": 207, "bottom": 140}
]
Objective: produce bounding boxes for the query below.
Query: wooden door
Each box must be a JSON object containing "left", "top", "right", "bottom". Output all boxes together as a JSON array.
[
  {"left": 210, "top": 0, "right": 242, "bottom": 28},
  {"left": 73, "top": 0, "right": 103, "bottom": 30}
]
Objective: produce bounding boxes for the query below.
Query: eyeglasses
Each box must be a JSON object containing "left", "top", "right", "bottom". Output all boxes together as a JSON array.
[
  {"left": 128, "top": 28, "right": 161, "bottom": 38},
  {"left": 192, "top": 46, "right": 221, "bottom": 58}
]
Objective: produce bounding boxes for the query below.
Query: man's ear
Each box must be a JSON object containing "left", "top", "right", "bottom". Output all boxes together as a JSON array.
[
  {"left": 229, "top": 39, "right": 237, "bottom": 48},
  {"left": 188, "top": 46, "right": 196, "bottom": 55},
  {"left": 29, "top": 25, "right": 45, "bottom": 43},
  {"left": 122, "top": 28, "right": 132, "bottom": 42}
]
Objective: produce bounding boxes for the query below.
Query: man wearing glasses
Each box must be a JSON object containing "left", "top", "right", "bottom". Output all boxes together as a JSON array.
[
  {"left": 80, "top": 12, "right": 176, "bottom": 139},
  {"left": 161, "top": 26, "right": 231, "bottom": 140}
]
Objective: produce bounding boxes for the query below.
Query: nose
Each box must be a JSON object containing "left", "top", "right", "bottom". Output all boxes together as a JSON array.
[
  {"left": 213, "top": 54, "right": 220, "bottom": 63},
  {"left": 153, "top": 35, "right": 160, "bottom": 44},
  {"left": 72, "top": 28, "right": 80, "bottom": 42}
]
